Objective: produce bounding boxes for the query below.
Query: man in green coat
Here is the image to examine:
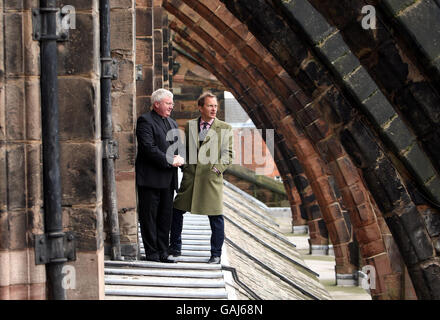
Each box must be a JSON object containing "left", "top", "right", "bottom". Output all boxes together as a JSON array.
[{"left": 169, "top": 92, "right": 234, "bottom": 264}]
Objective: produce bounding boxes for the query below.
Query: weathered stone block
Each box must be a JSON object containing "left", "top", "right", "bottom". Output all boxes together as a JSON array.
[
  {"left": 398, "top": 0, "right": 440, "bottom": 62},
  {"left": 400, "top": 204, "right": 435, "bottom": 261},
  {"left": 281, "top": 0, "right": 336, "bottom": 44},
  {"left": 23, "top": 10, "right": 39, "bottom": 76},
  {"left": 112, "top": 58, "right": 135, "bottom": 93},
  {"left": 356, "top": 221, "right": 382, "bottom": 244},
  {"left": 341, "top": 121, "right": 381, "bottom": 168},
  {"left": 25, "top": 79, "right": 41, "bottom": 141},
  {"left": 114, "top": 131, "right": 136, "bottom": 171},
  {"left": 0, "top": 145, "right": 6, "bottom": 212},
  {"left": 136, "top": 96, "right": 151, "bottom": 117},
  {"left": 29, "top": 282, "right": 46, "bottom": 300},
  {"left": 64, "top": 206, "right": 103, "bottom": 251},
  {"left": 136, "top": 38, "right": 153, "bottom": 66},
  {"left": 7, "top": 144, "right": 26, "bottom": 210},
  {"left": 307, "top": 156, "right": 326, "bottom": 181},
  {"left": 5, "top": 79, "right": 25, "bottom": 140},
  {"left": 422, "top": 261, "right": 440, "bottom": 299},
  {"left": 403, "top": 143, "right": 437, "bottom": 184},
  {"left": 111, "top": 0, "right": 133, "bottom": 9},
  {"left": 8, "top": 250, "right": 28, "bottom": 285},
  {"left": 111, "top": 9, "right": 135, "bottom": 52},
  {"left": 115, "top": 171, "right": 136, "bottom": 211},
  {"left": 25, "top": 144, "right": 42, "bottom": 208},
  {"left": 344, "top": 66, "right": 377, "bottom": 102},
  {"left": 153, "top": 6, "right": 164, "bottom": 30},
  {"left": 421, "top": 208, "right": 440, "bottom": 238},
  {"left": 60, "top": 142, "right": 102, "bottom": 205},
  {"left": 425, "top": 176, "right": 440, "bottom": 204},
  {"left": 360, "top": 238, "right": 386, "bottom": 258},
  {"left": 4, "top": 13, "right": 23, "bottom": 76},
  {"left": 325, "top": 202, "right": 344, "bottom": 223},
  {"left": 0, "top": 212, "right": 9, "bottom": 250},
  {"left": 58, "top": 78, "right": 100, "bottom": 141},
  {"left": 112, "top": 93, "right": 134, "bottom": 132},
  {"left": 57, "top": 13, "right": 99, "bottom": 76},
  {"left": 317, "top": 31, "right": 350, "bottom": 63},
  {"left": 383, "top": 0, "right": 418, "bottom": 14},
  {"left": 65, "top": 249, "right": 105, "bottom": 300},
  {"left": 136, "top": 7, "right": 153, "bottom": 37},
  {"left": 336, "top": 156, "right": 359, "bottom": 186},
  {"left": 382, "top": 117, "right": 416, "bottom": 154},
  {"left": 136, "top": 66, "right": 154, "bottom": 97},
  {"left": 154, "top": 75, "right": 163, "bottom": 91},
  {"left": 135, "top": 0, "right": 152, "bottom": 8},
  {"left": 322, "top": 86, "right": 354, "bottom": 125},
  {"left": 118, "top": 209, "right": 137, "bottom": 243},
  {"left": 312, "top": 176, "right": 338, "bottom": 205},
  {"left": 27, "top": 208, "right": 44, "bottom": 245},
  {"left": 332, "top": 52, "right": 360, "bottom": 78},
  {"left": 0, "top": 250, "right": 10, "bottom": 288},
  {"left": 353, "top": 202, "right": 376, "bottom": 227},
  {"left": 9, "top": 211, "right": 27, "bottom": 250},
  {"left": 361, "top": 90, "right": 397, "bottom": 127}
]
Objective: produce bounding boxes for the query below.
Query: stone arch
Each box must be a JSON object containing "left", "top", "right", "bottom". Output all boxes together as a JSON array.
[
  {"left": 220, "top": 0, "right": 440, "bottom": 299},
  {"left": 133, "top": 0, "right": 440, "bottom": 299},
  {"left": 162, "top": 0, "right": 398, "bottom": 298}
]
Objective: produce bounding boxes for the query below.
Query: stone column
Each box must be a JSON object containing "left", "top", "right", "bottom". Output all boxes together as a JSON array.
[
  {"left": 0, "top": 1, "right": 46, "bottom": 300},
  {"left": 136, "top": 0, "right": 154, "bottom": 116},
  {"left": 56, "top": 1, "right": 104, "bottom": 299},
  {"left": 153, "top": 0, "right": 164, "bottom": 90},
  {"left": 109, "top": 0, "right": 137, "bottom": 259}
]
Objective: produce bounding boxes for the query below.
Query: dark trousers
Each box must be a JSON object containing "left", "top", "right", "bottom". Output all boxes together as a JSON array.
[
  {"left": 137, "top": 186, "right": 174, "bottom": 260},
  {"left": 170, "top": 208, "right": 224, "bottom": 257}
]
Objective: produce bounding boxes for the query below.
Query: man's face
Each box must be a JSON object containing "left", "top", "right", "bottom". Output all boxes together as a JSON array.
[
  {"left": 154, "top": 96, "right": 174, "bottom": 118},
  {"left": 199, "top": 96, "right": 218, "bottom": 121}
]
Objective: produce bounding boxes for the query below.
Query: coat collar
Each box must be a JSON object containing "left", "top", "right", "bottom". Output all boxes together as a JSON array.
[{"left": 151, "top": 110, "right": 172, "bottom": 136}]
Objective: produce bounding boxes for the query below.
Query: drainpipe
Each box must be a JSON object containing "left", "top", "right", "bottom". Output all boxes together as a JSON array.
[
  {"left": 100, "top": 0, "right": 122, "bottom": 260},
  {"left": 39, "top": 0, "right": 66, "bottom": 300}
]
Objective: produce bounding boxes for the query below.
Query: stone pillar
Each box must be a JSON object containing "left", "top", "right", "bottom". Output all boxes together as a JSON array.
[
  {"left": 136, "top": 0, "right": 154, "bottom": 116},
  {"left": 0, "top": 1, "right": 46, "bottom": 300},
  {"left": 109, "top": 0, "right": 137, "bottom": 259},
  {"left": 162, "top": 12, "right": 170, "bottom": 89},
  {"left": 153, "top": 0, "right": 164, "bottom": 90},
  {"left": 284, "top": 177, "right": 306, "bottom": 234},
  {"left": 57, "top": 1, "right": 104, "bottom": 299}
]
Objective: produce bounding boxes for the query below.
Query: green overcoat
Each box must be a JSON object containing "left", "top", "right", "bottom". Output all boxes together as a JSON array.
[{"left": 173, "top": 117, "right": 234, "bottom": 215}]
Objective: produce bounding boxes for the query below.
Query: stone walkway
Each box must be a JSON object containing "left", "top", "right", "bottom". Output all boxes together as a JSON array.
[
  {"left": 286, "top": 234, "right": 372, "bottom": 300},
  {"left": 104, "top": 213, "right": 229, "bottom": 299}
]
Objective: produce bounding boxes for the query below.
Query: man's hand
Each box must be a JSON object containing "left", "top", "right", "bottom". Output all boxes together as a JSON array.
[{"left": 172, "top": 155, "right": 184, "bottom": 167}]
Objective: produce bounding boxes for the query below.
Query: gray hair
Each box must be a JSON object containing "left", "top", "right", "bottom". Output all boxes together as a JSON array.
[{"left": 151, "top": 88, "right": 173, "bottom": 105}]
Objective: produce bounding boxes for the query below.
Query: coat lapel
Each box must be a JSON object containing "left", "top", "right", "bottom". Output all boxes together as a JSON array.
[
  {"left": 188, "top": 118, "right": 199, "bottom": 149},
  {"left": 151, "top": 110, "right": 168, "bottom": 137}
]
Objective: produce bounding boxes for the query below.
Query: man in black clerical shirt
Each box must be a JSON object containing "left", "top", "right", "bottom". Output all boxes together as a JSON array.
[{"left": 135, "top": 88, "right": 184, "bottom": 262}]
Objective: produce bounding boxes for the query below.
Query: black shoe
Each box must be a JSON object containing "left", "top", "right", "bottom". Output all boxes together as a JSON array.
[
  {"left": 160, "top": 257, "right": 177, "bottom": 263},
  {"left": 169, "top": 249, "right": 181, "bottom": 257},
  {"left": 145, "top": 257, "right": 160, "bottom": 262},
  {"left": 144, "top": 254, "right": 160, "bottom": 262},
  {"left": 208, "top": 256, "right": 221, "bottom": 264}
]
